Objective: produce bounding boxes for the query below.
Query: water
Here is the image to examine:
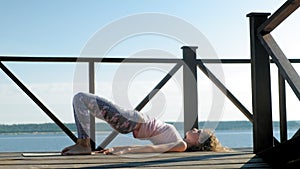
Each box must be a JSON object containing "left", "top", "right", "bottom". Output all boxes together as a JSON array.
[
  {"left": 0, "top": 121, "right": 298, "bottom": 152},
  {"left": 0, "top": 133, "right": 73, "bottom": 152},
  {"left": 0, "top": 131, "right": 252, "bottom": 152}
]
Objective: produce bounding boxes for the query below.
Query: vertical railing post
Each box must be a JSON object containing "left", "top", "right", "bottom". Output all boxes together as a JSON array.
[
  {"left": 182, "top": 46, "right": 198, "bottom": 134},
  {"left": 247, "top": 13, "right": 273, "bottom": 153},
  {"left": 89, "top": 61, "right": 96, "bottom": 150},
  {"left": 278, "top": 70, "right": 287, "bottom": 142}
]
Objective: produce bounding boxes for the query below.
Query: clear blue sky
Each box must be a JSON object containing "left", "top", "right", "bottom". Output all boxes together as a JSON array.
[
  {"left": 0, "top": 0, "right": 286, "bottom": 57},
  {"left": 0, "top": 0, "right": 299, "bottom": 124}
]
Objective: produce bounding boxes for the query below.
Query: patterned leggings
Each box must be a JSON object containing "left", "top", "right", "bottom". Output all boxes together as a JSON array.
[{"left": 73, "top": 92, "right": 142, "bottom": 139}]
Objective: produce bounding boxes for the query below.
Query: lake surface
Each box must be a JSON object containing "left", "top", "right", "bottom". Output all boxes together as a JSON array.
[{"left": 0, "top": 121, "right": 298, "bottom": 152}]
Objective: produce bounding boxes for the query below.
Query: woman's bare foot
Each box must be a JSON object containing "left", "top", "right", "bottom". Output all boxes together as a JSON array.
[
  {"left": 61, "top": 144, "right": 78, "bottom": 154},
  {"left": 62, "top": 138, "right": 92, "bottom": 155}
]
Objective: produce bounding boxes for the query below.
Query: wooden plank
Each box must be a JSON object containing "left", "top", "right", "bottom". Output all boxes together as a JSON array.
[
  {"left": 0, "top": 150, "right": 272, "bottom": 169},
  {"left": 258, "top": 0, "right": 300, "bottom": 34},
  {"left": 260, "top": 34, "right": 300, "bottom": 100}
]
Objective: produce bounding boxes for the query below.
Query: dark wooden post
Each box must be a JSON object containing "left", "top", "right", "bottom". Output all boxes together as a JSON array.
[
  {"left": 89, "top": 61, "right": 96, "bottom": 150},
  {"left": 247, "top": 13, "right": 273, "bottom": 153},
  {"left": 278, "top": 70, "right": 287, "bottom": 142},
  {"left": 182, "top": 46, "right": 198, "bottom": 134}
]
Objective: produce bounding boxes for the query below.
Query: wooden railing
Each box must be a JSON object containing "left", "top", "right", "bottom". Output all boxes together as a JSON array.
[
  {"left": 0, "top": 49, "right": 254, "bottom": 150},
  {"left": 247, "top": 0, "right": 300, "bottom": 167},
  {"left": 1, "top": 53, "right": 299, "bottom": 151}
]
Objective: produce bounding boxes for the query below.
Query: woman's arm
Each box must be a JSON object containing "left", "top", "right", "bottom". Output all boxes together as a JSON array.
[{"left": 103, "top": 140, "right": 187, "bottom": 155}]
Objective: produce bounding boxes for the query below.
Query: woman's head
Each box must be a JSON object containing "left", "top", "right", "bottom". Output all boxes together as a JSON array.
[{"left": 184, "top": 128, "right": 228, "bottom": 152}]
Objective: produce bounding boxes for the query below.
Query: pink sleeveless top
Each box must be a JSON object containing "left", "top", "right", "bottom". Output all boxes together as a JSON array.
[{"left": 133, "top": 117, "right": 182, "bottom": 145}]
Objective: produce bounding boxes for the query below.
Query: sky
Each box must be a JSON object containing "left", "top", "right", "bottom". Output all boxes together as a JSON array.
[{"left": 0, "top": 0, "right": 299, "bottom": 124}]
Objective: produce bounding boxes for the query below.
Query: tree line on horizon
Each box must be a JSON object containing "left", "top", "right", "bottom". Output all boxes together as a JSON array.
[{"left": 0, "top": 121, "right": 298, "bottom": 134}]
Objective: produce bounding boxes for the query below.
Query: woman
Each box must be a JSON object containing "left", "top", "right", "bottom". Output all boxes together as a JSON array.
[{"left": 62, "top": 92, "right": 226, "bottom": 155}]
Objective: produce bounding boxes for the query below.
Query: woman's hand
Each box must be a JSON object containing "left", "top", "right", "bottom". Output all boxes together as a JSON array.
[
  {"left": 101, "top": 148, "right": 113, "bottom": 155},
  {"left": 101, "top": 146, "right": 131, "bottom": 155}
]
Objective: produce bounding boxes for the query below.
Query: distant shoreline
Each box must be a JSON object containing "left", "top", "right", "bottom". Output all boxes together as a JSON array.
[{"left": 0, "top": 121, "right": 299, "bottom": 134}]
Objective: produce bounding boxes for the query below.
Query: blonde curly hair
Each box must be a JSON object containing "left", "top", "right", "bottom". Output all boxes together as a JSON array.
[{"left": 186, "top": 129, "right": 230, "bottom": 152}]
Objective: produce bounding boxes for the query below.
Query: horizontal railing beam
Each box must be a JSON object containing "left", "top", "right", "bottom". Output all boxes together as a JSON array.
[
  {"left": 0, "top": 56, "right": 249, "bottom": 64},
  {"left": 1, "top": 56, "right": 300, "bottom": 64},
  {"left": 258, "top": 0, "right": 300, "bottom": 34},
  {"left": 0, "top": 57, "right": 182, "bottom": 63}
]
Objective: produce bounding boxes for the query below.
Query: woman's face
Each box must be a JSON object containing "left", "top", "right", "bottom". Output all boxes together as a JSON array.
[{"left": 185, "top": 128, "right": 202, "bottom": 146}]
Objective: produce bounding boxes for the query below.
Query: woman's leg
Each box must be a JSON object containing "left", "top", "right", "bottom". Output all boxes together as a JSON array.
[
  {"left": 73, "top": 92, "right": 142, "bottom": 135},
  {"left": 62, "top": 92, "right": 143, "bottom": 155},
  {"left": 62, "top": 92, "right": 97, "bottom": 155},
  {"left": 72, "top": 92, "right": 99, "bottom": 139}
]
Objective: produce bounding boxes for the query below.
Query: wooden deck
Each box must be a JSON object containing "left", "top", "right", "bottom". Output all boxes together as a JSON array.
[{"left": 0, "top": 148, "right": 272, "bottom": 169}]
